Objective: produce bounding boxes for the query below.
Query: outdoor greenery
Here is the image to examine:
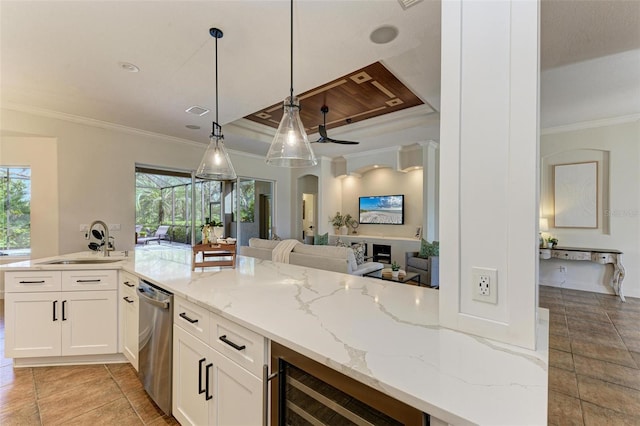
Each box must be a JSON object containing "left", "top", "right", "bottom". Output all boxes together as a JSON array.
[{"left": 0, "top": 167, "right": 31, "bottom": 251}]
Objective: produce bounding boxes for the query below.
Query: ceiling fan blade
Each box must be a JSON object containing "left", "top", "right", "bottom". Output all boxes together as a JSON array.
[
  {"left": 319, "top": 125, "right": 329, "bottom": 138},
  {"left": 330, "top": 139, "right": 360, "bottom": 145}
]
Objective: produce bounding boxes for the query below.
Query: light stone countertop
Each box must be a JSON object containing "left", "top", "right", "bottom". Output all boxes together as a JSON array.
[{"left": 3, "top": 247, "right": 548, "bottom": 425}]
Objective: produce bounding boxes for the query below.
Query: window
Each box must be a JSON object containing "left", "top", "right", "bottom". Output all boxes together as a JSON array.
[{"left": 0, "top": 167, "right": 31, "bottom": 256}]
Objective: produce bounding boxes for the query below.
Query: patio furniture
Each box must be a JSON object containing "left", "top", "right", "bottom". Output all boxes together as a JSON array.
[{"left": 137, "top": 225, "right": 172, "bottom": 245}]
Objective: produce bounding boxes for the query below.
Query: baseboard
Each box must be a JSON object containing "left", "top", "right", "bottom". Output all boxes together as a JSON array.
[{"left": 12, "top": 353, "right": 128, "bottom": 368}]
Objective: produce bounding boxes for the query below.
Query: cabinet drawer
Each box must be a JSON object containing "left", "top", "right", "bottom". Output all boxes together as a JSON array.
[
  {"left": 551, "top": 250, "right": 591, "bottom": 261},
  {"left": 591, "top": 253, "right": 616, "bottom": 264},
  {"left": 210, "top": 312, "right": 265, "bottom": 378},
  {"left": 539, "top": 249, "right": 551, "bottom": 260},
  {"left": 5, "top": 271, "right": 62, "bottom": 292},
  {"left": 174, "top": 296, "right": 210, "bottom": 343},
  {"left": 62, "top": 270, "right": 117, "bottom": 291},
  {"left": 120, "top": 271, "right": 138, "bottom": 292}
]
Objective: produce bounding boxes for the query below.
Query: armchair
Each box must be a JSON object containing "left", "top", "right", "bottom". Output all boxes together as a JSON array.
[{"left": 405, "top": 252, "right": 439, "bottom": 288}]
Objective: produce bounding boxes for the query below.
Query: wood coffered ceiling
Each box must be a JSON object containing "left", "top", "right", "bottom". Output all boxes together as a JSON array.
[{"left": 244, "top": 62, "right": 428, "bottom": 133}]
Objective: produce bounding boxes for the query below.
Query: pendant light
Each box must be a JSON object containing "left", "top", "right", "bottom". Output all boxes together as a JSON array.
[
  {"left": 196, "top": 28, "right": 237, "bottom": 180},
  {"left": 265, "top": 0, "right": 317, "bottom": 168}
]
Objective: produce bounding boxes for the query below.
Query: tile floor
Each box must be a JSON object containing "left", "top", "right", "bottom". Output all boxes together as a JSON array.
[
  {"left": 0, "top": 299, "right": 179, "bottom": 425},
  {"left": 2, "top": 288, "right": 640, "bottom": 425},
  {"left": 541, "top": 285, "right": 640, "bottom": 425}
]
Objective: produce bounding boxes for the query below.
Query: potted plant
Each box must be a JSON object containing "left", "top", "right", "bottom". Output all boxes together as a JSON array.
[
  {"left": 547, "top": 237, "right": 558, "bottom": 249},
  {"left": 391, "top": 261, "right": 401, "bottom": 278},
  {"left": 329, "top": 212, "right": 345, "bottom": 234}
]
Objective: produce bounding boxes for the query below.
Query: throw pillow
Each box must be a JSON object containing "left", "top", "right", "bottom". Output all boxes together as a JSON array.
[
  {"left": 419, "top": 239, "right": 439, "bottom": 258},
  {"left": 314, "top": 232, "right": 328, "bottom": 245},
  {"left": 351, "top": 242, "right": 366, "bottom": 265},
  {"left": 335, "top": 239, "right": 348, "bottom": 247}
]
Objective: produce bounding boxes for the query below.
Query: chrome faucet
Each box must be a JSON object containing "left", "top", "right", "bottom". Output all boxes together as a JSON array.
[{"left": 88, "top": 220, "right": 112, "bottom": 257}]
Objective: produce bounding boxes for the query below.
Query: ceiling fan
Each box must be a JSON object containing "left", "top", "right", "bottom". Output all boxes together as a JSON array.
[{"left": 315, "top": 105, "right": 360, "bottom": 145}]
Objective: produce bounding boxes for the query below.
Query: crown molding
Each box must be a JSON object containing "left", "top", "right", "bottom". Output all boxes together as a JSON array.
[
  {"left": 341, "top": 145, "right": 401, "bottom": 160},
  {"left": 0, "top": 102, "right": 266, "bottom": 159},
  {"left": 1, "top": 102, "right": 204, "bottom": 148},
  {"left": 541, "top": 113, "right": 640, "bottom": 135}
]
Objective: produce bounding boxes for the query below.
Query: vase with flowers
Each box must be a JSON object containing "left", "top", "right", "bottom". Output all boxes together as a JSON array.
[{"left": 329, "top": 212, "right": 353, "bottom": 235}]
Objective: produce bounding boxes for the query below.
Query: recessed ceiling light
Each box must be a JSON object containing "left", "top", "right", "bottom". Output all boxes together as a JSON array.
[
  {"left": 118, "top": 62, "right": 140, "bottom": 72},
  {"left": 369, "top": 26, "right": 399, "bottom": 44},
  {"left": 185, "top": 106, "right": 210, "bottom": 116},
  {"left": 373, "top": 165, "right": 379, "bottom": 168},
  {"left": 185, "top": 125, "right": 201, "bottom": 130}
]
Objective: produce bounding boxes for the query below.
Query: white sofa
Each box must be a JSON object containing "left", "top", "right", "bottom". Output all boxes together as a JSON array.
[{"left": 238, "top": 238, "right": 383, "bottom": 276}]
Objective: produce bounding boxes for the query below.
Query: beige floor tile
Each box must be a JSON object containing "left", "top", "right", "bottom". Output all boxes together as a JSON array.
[
  {"left": 146, "top": 415, "right": 181, "bottom": 426},
  {"left": 562, "top": 294, "right": 600, "bottom": 307},
  {"left": 0, "top": 365, "right": 32, "bottom": 389},
  {"left": 630, "top": 351, "right": 640, "bottom": 367},
  {"left": 550, "top": 321, "right": 570, "bottom": 337},
  {"left": 548, "top": 390, "right": 584, "bottom": 426},
  {"left": 564, "top": 307, "right": 612, "bottom": 324},
  {"left": 0, "top": 399, "right": 40, "bottom": 426},
  {"left": 63, "top": 396, "right": 143, "bottom": 426},
  {"left": 606, "top": 310, "right": 640, "bottom": 323},
  {"left": 549, "top": 312, "right": 567, "bottom": 324},
  {"left": 621, "top": 335, "right": 640, "bottom": 353},
  {"left": 38, "top": 375, "right": 122, "bottom": 425},
  {"left": 549, "top": 333, "right": 572, "bottom": 352},
  {"left": 569, "top": 329, "right": 626, "bottom": 349},
  {"left": 0, "top": 370, "right": 36, "bottom": 414},
  {"left": 550, "top": 348, "right": 575, "bottom": 371},
  {"left": 570, "top": 338, "right": 637, "bottom": 368},
  {"left": 34, "top": 364, "right": 111, "bottom": 399},
  {"left": 566, "top": 317, "right": 618, "bottom": 335},
  {"left": 549, "top": 366, "right": 579, "bottom": 397},
  {"left": 574, "top": 354, "right": 640, "bottom": 391},
  {"left": 577, "top": 375, "right": 640, "bottom": 416},
  {"left": 126, "top": 386, "right": 165, "bottom": 424},
  {"left": 582, "top": 401, "right": 640, "bottom": 426}
]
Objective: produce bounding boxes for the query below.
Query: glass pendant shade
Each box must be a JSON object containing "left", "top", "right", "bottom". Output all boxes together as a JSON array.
[
  {"left": 196, "top": 134, "right": 237, "bottom": 180},
  {"left": 266, "top": 96, "right": 317, "bottom": 167}
]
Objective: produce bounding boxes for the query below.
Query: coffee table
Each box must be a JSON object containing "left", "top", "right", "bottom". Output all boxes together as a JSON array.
[{"left": 364, "top": 267, "right": 421, "bottom": 286}]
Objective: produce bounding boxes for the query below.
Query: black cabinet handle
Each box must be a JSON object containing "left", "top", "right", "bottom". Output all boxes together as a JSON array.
[
  {"left": 124, "top": 281, "right": 135, "bottom": 288},
  {"left": 76, "top": 279, "right": 101, "bottom": 283},
  {"left": 19, "top": 280, "right": 45, "bottom": 284},
  {"left": 179, "top": 312, "right": 198, "bottom": 324},
  {"left": 53, "top": 300, "right": 58, "bottom": 321},
  {"left": 123, "top": 296, "right": 134, "bottom": 304},
  {"left": 205, "top": 363, "right": 213, "bottom": 401},
  {"left": 198, "top": 358, "right": 206, "bottom": 395},
  {"left": 62, "top": 300, "right": 67, "bottom": 321},
  {"left": 564, "top": 254, "right": 568, "bottom": 257},
  {"left": 219, "top": 335, "right": 246, "bottom": 351}
]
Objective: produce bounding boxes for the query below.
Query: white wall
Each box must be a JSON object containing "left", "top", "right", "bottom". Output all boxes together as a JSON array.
[
  {"left": 340, "top": 168, "right": 423, "bottom": 239},
  {"left": 0, "top": 107, "right": 293, "bottom": 255},
  {"left": 540, "top": 119, "right": 640, "bottom": 297}
]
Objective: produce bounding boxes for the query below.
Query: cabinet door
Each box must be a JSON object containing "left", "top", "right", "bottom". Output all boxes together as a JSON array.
[
  {"left": 60, "top": 291, "right": 118, "bottom": 356},
  {"left": 210, "top": 348, "right": 262, "bottom": 426},
  {"left": 121, "top": 288, "right": 139, "bottom": 370},
  {"left": 5, "top": 292, "right": 61, "bottom": 358},
  {"left": 173, "top": 325, "right": 211, "bottom": 426}
]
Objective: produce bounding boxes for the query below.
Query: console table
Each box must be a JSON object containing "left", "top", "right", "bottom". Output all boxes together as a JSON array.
[
  {"left": 192, "top": 242, "right": 236, "bottom": 270},
  {"left": 539, "top": 246, "right": 626, "bottom": 301}
]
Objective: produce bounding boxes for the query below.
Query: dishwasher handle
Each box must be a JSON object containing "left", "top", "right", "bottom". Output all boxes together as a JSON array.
[{"left": 137, "top": 286, "right": 171, "bottom": 309}]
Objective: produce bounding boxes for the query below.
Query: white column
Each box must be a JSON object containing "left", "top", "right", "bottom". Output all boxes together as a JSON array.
[
  {"left": 439, "top": 0, "right": 540, "bottom": 349},
  {"left": 422, "top": 141, "right": 439, "bottom": 242}
]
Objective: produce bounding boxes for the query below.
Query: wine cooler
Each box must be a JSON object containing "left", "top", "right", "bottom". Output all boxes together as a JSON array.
[{"left": 270, "top": 342, "right": 426, "bottom": 425}]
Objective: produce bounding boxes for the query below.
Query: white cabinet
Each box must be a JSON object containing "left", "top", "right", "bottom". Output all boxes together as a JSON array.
[
  {"left": 119, "top": 271, "right": 139, "bottom": 370},
  {"left": 4, "top": 270, "right": 118, "bottom": 359},
  {"left": 5, "top": 292, "right": 61, "bottom": 358},
  {"left": 173, "top": 296, "right": 264, "bottom": 426}
]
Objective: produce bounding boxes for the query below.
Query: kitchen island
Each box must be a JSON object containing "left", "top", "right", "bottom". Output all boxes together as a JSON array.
[{"left": 2, "top": 247, "right": 548, "bottom": 425}]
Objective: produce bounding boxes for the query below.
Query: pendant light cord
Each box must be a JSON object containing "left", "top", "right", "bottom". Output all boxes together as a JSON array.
[
  {"left": 289, "top": 0, "right": 294, "bottom": 104},
  {"left": 215, "top": 35, "right": 219, "bottom": 126}
]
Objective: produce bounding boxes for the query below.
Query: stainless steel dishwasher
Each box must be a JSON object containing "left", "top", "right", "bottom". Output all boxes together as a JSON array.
[{"left": 137, "top": 280, "right": 173, "bottom": 415}]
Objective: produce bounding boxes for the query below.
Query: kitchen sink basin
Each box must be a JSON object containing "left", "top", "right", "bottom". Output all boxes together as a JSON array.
[{"left": 39, "top": 259, "right": 123, "bottom": 265}]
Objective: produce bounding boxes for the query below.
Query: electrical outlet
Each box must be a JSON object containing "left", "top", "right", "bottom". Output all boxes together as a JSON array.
[{"left": 472, "top": 267, "right": 498, "bottom": 304}]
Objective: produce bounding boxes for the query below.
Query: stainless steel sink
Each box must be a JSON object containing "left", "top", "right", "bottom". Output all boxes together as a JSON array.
[{"left": 40, "top": 259, "right": 123, "bottom": 265}]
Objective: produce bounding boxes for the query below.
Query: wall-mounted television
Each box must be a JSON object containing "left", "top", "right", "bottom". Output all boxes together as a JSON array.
[{"left": 359, "top": 195, "right": 404, "bottom": 225}]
